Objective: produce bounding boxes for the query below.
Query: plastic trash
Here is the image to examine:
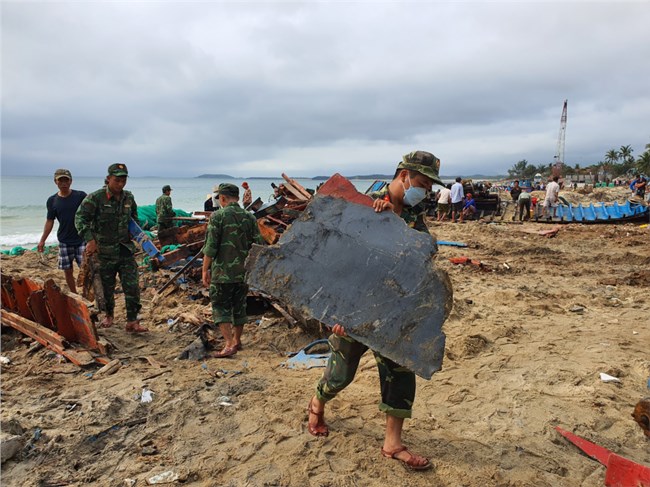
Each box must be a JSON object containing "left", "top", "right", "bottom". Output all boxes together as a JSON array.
[
  {"left": 146, "top": 471, "right": 179, "bottom": 484},
  {"left": 0, "top": 356, "right": 11, "bottom": 365},
  {"left": 599, "top": 373, "right": 621, "bottom": 383},
  {"left": 141, "top": 388, "right": 154, "bottom": 403},
  {"left": 216, "top": 395, "right": 233, "bottom": 406},
  {"left": 282, "top": 339, "right": 331, "bottom": 370}
]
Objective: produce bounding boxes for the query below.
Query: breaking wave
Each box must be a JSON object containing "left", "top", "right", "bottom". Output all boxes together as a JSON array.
[{"left": 0, "top": 233, "right": 56, "bottom": 250}]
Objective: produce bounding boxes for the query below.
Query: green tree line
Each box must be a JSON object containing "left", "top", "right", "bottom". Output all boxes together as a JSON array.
[{"left": 507, "top": 140, "right": 650, "bottom": 180}]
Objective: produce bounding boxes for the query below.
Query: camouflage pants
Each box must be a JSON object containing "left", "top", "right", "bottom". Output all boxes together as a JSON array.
[
  {"left": 98, "top": 245, "right": 141, "bottom": 321},
  {"left": 316, "top": 334, "right": 416, "bottom": 418},
  {"left": 210, "top": 282, "right": 248, "bottom": 327}
]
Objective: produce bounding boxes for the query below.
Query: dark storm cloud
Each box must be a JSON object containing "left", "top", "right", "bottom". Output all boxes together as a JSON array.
[{"left": 2, "top": 2, "right": 649, "bottom": 177}]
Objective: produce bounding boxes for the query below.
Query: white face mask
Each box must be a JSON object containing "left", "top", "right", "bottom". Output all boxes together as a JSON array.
[{"left": 402, "top": 176, "right": 427, "bottom": 207}]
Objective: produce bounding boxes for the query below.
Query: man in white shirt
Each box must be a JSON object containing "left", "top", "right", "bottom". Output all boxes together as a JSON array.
[
  {"left": 450, "top": 177, "right": 464, "bottom": 223},
  {"left": 543, "top": 176, "right": 560, "bottom": 219},
  {"left": 436, "top": 185, "right": 452, "bottom": 221}
]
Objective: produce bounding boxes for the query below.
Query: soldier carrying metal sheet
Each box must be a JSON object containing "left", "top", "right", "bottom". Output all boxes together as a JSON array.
[{"left": 307, "top": 150, "right": 444, "bottom": 472}]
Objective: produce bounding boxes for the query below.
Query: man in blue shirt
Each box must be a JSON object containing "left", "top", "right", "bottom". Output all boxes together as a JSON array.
[
  {"left": 38, "top": 169, "right": 87, "bottom": 293},
  {"left": 630, "top": 174, "right": 647, "bottom": 199},
  {"left": 461, "top": 193, "right": 476, "bottom": 222}
]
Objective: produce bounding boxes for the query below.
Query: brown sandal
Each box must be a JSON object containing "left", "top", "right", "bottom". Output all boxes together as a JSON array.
[
  {"left": 125, "top": 321, "right": 148, "bottom": 333},
  {"left": 100, "top": 316, "right": 114, "bottom": 328},
  {"left": 306, "top": 398, "right": 329, "bottom": 437},
  {"left": 381, "top": 446, "right": 432, "bottom": 471},
  {"left": 211, "top": 346, "right": 237, "bottom": 358}
]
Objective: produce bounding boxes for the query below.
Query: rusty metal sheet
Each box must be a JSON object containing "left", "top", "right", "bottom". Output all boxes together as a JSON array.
[{"left": 247, "top": 187, "right": 453, "bottom": 379}]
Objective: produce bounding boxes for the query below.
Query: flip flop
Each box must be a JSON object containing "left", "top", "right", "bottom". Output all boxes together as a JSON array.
[
  {"left": 381, "top": 446, "right": 432, "bottom": 471},
  {"left": 125, "top": 321, "right": 149, "bottom": 333},
  {"left": 211, "top": 346, "right": 237, "bottom": 358}
]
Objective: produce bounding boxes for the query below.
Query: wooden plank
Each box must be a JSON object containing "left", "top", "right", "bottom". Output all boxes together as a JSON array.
[
  {"left": 153, "top": 241, "right": 204, "bottom": 269},
  {"left": 315, "top": 174, "right": 373, "bottom": 208},
  {"left": 44, "top": 279, "right": 101, "bottom": 350},
  {"left": 11, "top": 277, "right": 42, "bottom": 321},
  {"left": 27, "top": 290, "right": 55, "bottom": 330},
  {"left": 282, "top": 173, "right": 312, "bottom": 199},
  {"left": 1, "top": 311, "right": 67, "bottom": 349},
  {"left": 2, "top": 305, "right": 107, "bottom": 367},
  {"left": 175, "top": 224, "right": 207, "bottom": 245},
  {"left": 270, "top": 301, "right": 297, "bottom": 327},
  {"left": 1, "top": 274, "right": 17, "bottom": 312},
  {"left": 278, "top": 179, "right": 307, "bottom": 201},
  {"left": 258, "top": 218, "right": 279, "bottom": 245},
  {"left": 265, "top": 215, "right": 289, "bottom": 227}
]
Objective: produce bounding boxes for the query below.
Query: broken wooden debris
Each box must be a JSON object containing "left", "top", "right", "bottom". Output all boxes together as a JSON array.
[
  {"left": 247, "top": 174, "right": 453, "bottom": 379},
  {"left": 1, "top": 273, "right": 111, "bottom": 366},
  {"left": 77, "top": 252, "right": 107, "bottom": 314},
  {"left": 93, "top": 359, "right": 121, "bottom": 378},
  {"left": 152, "top": 249, "right": 203, "bottom": 303}
]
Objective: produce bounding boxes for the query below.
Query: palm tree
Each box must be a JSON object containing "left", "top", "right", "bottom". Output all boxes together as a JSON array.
[
  {"left": 507, "top": 159, "right": 529, "bottom": 178},
  {"left": 619, "top": 145, "right": 634, "bottom": 163},
  {"left": 604, "top": 149, "right": 620, "bottom": 165},
  {"left": 637, "top": 151, "right": 650, "bottom": 175}
]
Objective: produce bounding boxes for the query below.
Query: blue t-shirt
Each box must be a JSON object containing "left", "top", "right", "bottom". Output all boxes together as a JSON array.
[{"left": 46, "top": 189, "right": 87, "bottom": 245}]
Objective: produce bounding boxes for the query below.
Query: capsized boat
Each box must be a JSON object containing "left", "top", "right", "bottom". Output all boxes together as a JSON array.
[{"left": 535, "top": 199, "right": 648, "bottom": 223}]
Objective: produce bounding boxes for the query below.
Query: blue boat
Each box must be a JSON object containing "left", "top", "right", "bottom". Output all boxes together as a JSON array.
[{"left": 534, "top": 199, "right": 648, "bottom": 223}]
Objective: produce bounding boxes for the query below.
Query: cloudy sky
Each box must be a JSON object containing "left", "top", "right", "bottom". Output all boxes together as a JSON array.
[{"left": 2, "top": 1, "right": 649, "bottom": 178}]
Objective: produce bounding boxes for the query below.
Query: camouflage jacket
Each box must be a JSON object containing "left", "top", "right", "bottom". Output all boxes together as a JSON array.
[
  {"left": 75, "top": 186, "right": 139, "bottom": 255},
  {"left": 369, "top": 185, "right": 428, "bottom": 232},
  {"left": 155, "top": 194, "right": 174, "bottom": 223},
  {"left": 202, "top": 202, "right": 264, "bottom": 283}
]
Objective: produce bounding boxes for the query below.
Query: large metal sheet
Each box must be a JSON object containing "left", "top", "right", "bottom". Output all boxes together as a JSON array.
[{"left": 247, "top": 191, "right": 452, "bottom": 379}]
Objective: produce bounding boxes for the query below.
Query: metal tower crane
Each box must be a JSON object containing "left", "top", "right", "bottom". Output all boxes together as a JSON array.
[{"left": 552, "top": 99, "right": 567, "bottom": 178}]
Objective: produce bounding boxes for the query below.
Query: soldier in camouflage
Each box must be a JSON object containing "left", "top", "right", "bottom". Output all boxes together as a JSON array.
[
  {"left": 156, "top": 185, "right": 175, "bottom": 231},
  {"left": 75, "top": 163, "right": 148, "bottom": 333},
  {"left": 201, "top": 183, "right": 263, "bottom": 358},
  {"left": 307, "top": 151, "right": 443, "bottom": 471}
]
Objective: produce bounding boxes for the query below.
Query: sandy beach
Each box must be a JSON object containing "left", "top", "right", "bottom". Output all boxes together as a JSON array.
[{"left": 1, "top": 186, "right": 649, "bottom": 487}]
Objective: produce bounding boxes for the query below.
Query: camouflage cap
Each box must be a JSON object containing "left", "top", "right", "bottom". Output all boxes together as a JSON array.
[
  {"left": 108, "top": 163, "right": 128, "bottom": 177},
  {"left": 162, "top": 184, "right": 172, "bottom": 192},
  {"left": 397, "top": 151, "right": 443, "bottom": 186},
  {"left": 216, "top": 183, "right": 239, "bottom": 198},
  {"left": 54, "top": 169, "right": 72, "bottom": 180}
]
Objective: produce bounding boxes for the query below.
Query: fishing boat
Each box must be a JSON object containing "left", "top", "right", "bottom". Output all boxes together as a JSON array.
[{"left": 534, "top": 198, "right": 648, "bottom": 223}]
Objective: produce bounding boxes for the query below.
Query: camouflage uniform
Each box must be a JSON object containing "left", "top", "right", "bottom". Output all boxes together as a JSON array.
[
  {"left": 202, "top": 201, "right": 263, "bottom": 327},
  {"left": 155, "top": 193, "right": 174, "bottom": 230},
  {"left": 316, "top": 150, "right": 442, "bottom": 418},
  {"left": 75, "top": 183, "right": 141, "bottom": 321}
]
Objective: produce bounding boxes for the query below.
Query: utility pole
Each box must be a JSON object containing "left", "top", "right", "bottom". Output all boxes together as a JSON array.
[{"left": 553, "top": 100, "right": 567, "bottom": 178}]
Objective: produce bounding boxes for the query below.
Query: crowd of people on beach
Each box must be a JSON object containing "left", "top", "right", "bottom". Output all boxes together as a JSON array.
[
  {"left": 35, "top": 152, "right": 448, "bottom": 471},
  {"left": 32, "top": 156, "right": 648, "bottom": 473}
]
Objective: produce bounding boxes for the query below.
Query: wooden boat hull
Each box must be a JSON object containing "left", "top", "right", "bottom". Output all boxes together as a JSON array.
[{"left": 534, "top": 200, "right": 648, "bottom": 224}]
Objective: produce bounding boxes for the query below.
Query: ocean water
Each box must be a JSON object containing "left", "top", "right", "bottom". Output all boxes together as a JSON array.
[{"left": 0, "top": 176, "right": 378, "bottom": 250}]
